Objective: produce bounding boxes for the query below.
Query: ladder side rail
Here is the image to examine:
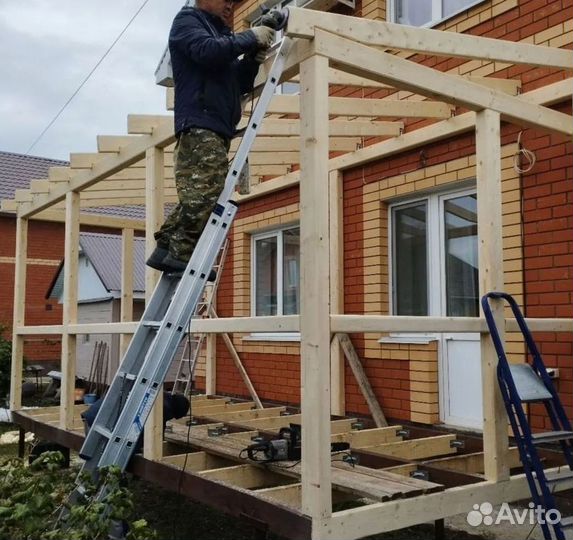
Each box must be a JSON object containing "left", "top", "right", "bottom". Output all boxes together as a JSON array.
[
  {"left": 484, "top": 293, "right": 573, "bottom": 434},
  {"left": 498, "top": 376, "right": 548, "bottom": 521},
  {"left": 79, "top": 277, "right": 179, "bottom": 461},
  {"left": 98, "top": 205, "right": 236, "bottom": 469},
  {"left": 484, "top": 293, "right": 569, "bottom": 540},
  {"left": 218, "top": 38, "right": 293, "bottom": 204},
  {"left": 183, "top": 334, "right": 206, "bottom": 395}
]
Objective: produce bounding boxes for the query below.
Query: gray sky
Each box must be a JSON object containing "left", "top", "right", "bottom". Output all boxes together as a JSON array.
[{"left": 0, "top": 0, "right": 183, "bottom": 161}]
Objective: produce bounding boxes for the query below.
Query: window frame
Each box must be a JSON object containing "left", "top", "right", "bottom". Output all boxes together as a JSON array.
[
  {"left": 388, "top": 0, "right": 487, "bottom": 28},
  {"left": 388, "top": 185, "right": 477, "bottom": 338},
  {"left": 249, "top": 224, "right": 301, "bottom": 341}
]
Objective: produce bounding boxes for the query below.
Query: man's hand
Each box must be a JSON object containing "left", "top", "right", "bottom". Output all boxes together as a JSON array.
[
  {"left": 253, "top": 49, "right": 267, "bottom": 64},
  {"left": 251, "top": 26, "right": 276, "bottom": 49}
]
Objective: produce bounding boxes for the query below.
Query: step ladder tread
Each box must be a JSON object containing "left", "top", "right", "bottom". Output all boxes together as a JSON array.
[
  {"left": 531, "top": 431, "right": 573, "bottom": 444},
  {"left": 509, "top": 364, "right": 553, "bottom": 403},
  {"left": 542, "top": 470, "right": 573, "bottom": 484}
]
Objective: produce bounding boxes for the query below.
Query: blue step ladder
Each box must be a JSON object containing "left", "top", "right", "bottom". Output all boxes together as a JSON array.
[{"left": 482, "top": 292, "right": 573, "bottom": 540}]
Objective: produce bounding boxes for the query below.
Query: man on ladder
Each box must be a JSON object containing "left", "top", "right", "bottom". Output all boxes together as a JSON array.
[{"left": 146, "top": 0, "right": 275, "bottom": 273}]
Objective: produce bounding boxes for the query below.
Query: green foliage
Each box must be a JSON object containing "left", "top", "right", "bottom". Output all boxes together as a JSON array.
[
  {"left": 0, "top": 451, "right": 157, "bottom": 540},
  {"left": 0, "top": 325, "right": 11, "bottom": 399}
]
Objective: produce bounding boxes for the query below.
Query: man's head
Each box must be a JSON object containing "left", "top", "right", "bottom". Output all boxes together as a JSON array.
[{"left": 196, "top": 0, "right": 235, "bottom": 25}]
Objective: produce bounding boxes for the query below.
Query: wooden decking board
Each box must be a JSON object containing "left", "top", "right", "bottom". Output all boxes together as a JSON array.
[{"left": 165, "top": 421, "right": 444, "bottom": 502}]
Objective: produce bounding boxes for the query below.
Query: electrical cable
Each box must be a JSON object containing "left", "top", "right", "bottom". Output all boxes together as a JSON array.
[
  {"left": 513, "top": 131, "right": 536, "bottom": 174},
  {"left": 25, "top": 0, "right": 151, "bottom": 154}
]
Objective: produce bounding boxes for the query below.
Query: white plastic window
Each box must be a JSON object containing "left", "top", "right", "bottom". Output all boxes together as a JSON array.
[{"left": 391, "top": 0, "right": 484, "bottom": 27}]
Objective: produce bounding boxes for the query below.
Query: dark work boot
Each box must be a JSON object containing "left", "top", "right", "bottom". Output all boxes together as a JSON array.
[
  {"left": 162, "top": 253, "right": 217, "bottom": 281},
  {"left": 162, "top": 253, "right": 189, "bottom": 272},
  {"left": 146, "top": 246, "right": 169, "bottom": 271}
]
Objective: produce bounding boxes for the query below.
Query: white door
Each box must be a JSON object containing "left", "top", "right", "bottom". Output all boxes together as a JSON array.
[{"left": 438, "top": 191, "right": 482, "bottom": 429}]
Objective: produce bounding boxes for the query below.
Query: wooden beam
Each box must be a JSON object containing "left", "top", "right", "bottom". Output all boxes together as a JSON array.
[
  {"left": 161, "top": 451, "right": 235, "bottom": 472},
  {"left": 144, "top": 146, "right": 165, "bottom": 461},
  {"left": 319, "top": 470, "right": 573, "bottom": 539},
  {"left": 210, "top": 308, "right": 263, "bottom": 408},
  {"left": 198, "top": 464, "right": 293, "bottom": 489},
  {"left": 200, "top": 407, "right": 286, "bottom": 422},
  {"left": 9, "top": 217, "right": 28, "bottom": 411},
  {"left": 299, "top": 52, "right": 332, "bottom": 521},
  {"left": 18, "top": 121, "right": 175, "bottom": 218},
  {"left": 332, "top": 426, "right": 403, "bottom": 447},
  {"left": 312, "top": 29, "right": 572, "bottom": 136},
  {"left": 476, "top": 109, "right": 509, "bottom": 482},
  {"left": 231, "top": 136, "right": 362, "bottom": 153},
  {"left": 285, "top": 7, "right": 573, "bottom": 70},
  {"left": 364, "top": 434, "right": 457, "bottom": 460},
  {"left": 336, "top": 333, "right": 387, "bottom": 427},
  {"left": 329, "top": 171, "right": 345, "bottom": 417},
  {"left": 120, "top": 228, "right": 134, "bottom": 357},
  {"left": 97, "top": 135, "right": 143, "bottom": 153},
  {"left": 60, "top": 192, "right": 80, "bottom": 429},
  {"left": 237, "top": 79, "right": 572, "bottom": 202},
  {"left": 251, "top": 95, "right": 454, "bottom": 118},
  {"left": 242, "top": 118, "right": 403, "bottom": 137},
  {"left": 331, "top": 315, "right": 487, "bottom": 333},
  {"left": 127, "top": 114, "right": 172, "bottom": 135}
]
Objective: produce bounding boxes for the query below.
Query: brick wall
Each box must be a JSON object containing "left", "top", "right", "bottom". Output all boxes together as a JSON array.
[
  {"left": 0, "top": 216, "right": 64, "bottom": 364},
  {"left": 521, "top": 102, "right": 573, "bottom": 429},
  {"left": 211, "top": 0, "right": 573, "bottom": 427}
]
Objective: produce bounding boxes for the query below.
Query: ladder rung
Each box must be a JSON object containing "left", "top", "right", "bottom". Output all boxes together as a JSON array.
[
  {"left": 119, "top": 371, "right": 137, "bottom": 381},
  {"left": 143, "top": 321, "right": 162, "bottom": 329},
  {"left": 561, "top": 516, "right": 573, "bottom": 529},
  {"left": 543, "top": 470, "right": 573, "bottom": 484},
  {"left": 93, "top": 425, "right": 112, "bottom": 439},
  {"left": 531, "top": 431, "right": 573, "bottom": 445}
]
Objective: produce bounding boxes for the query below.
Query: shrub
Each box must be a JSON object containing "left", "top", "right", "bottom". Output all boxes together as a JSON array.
[{"left": 0, "top": 451, "right": 156, "bottom": 540}]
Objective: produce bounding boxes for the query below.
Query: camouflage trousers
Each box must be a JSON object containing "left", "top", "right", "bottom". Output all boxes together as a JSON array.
[{"left": 155, "top": 128, "right": 229, "bottom": 261}]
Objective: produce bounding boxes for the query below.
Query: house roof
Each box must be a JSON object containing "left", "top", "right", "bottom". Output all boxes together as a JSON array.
[
  {"left": 47, "top": 232, "right": 146, "bottom": 299},
  {"left": 0, "top": 150, "right": 147, "bottom": 220},
  {"left": 80, "top": 232, "right": 146, "bottom": 293},
  {"left": 0, "top": 151, "right": 67, "bottom": 201}
]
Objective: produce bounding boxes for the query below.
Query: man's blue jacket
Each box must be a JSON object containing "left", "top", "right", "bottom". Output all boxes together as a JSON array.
[{"left": 169, "top": 7, "right": 260, "bottom": 140}]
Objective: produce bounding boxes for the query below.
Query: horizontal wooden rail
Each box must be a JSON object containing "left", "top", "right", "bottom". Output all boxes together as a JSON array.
[{"left": 15, "top": 317, "right": 572, "bottom": 336}]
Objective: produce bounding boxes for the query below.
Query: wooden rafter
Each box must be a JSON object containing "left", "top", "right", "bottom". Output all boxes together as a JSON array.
[
  {"left": 286, "top": 7, "right": 573, "bottom": 70},
  {"left": 311, "top": 29, "right": 572, "bottom": 136}
]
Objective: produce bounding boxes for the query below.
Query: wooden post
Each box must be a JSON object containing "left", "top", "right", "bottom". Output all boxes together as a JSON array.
[
  {"left": 60, "top": 191, "right": 80, "bottom": 429},
  {"left": 299, "top": 52, "right": 332, "bottom": 525},
  {"left": 206, "top": 284, "right": 217, "bottom": 396},
  {"left": 476, "top": 109, "right": 509, "bottom": 482},
  {"left": 9, "top": 216, "right": 28, "bottom": 411},
  {"left": 144, "top": 146, "right": 165, "bottom": 460},
  {"left": 120, "top": 228, "right": 134, "bottom": 358},
  {"left": 329, "top": 170, "right": 346, "bottom": 417}
]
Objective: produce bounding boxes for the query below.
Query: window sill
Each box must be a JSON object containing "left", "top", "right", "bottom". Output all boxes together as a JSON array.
[
  {"left": 243, "top": 333, "right": 301, "bottom": 342},
  {"left": 378, "top": 333, "right": 439, "bottom": 345}
]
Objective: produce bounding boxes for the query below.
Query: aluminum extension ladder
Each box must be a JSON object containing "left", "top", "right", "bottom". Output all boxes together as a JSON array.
[
  {"left": 68, "top": 38, "right": 294, "bottom": 506},
  {"left": 171, "top": 239, "right": 229, "bottom": 396},
  {"left": 482, "top": 292, "right": 573, "bottom": 540}
]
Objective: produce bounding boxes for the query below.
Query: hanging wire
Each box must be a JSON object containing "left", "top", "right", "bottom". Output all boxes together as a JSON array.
[
  {"left": 25, "top": 0, "right": 151, "bottom": 154},
  {"left": 513, "top": 131, "right": 536, "bottom": 174}
]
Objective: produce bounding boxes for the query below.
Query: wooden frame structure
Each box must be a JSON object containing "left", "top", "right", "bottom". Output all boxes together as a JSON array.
[{"left": 4, "top": 9, "right": 573, "bottom": 539}]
